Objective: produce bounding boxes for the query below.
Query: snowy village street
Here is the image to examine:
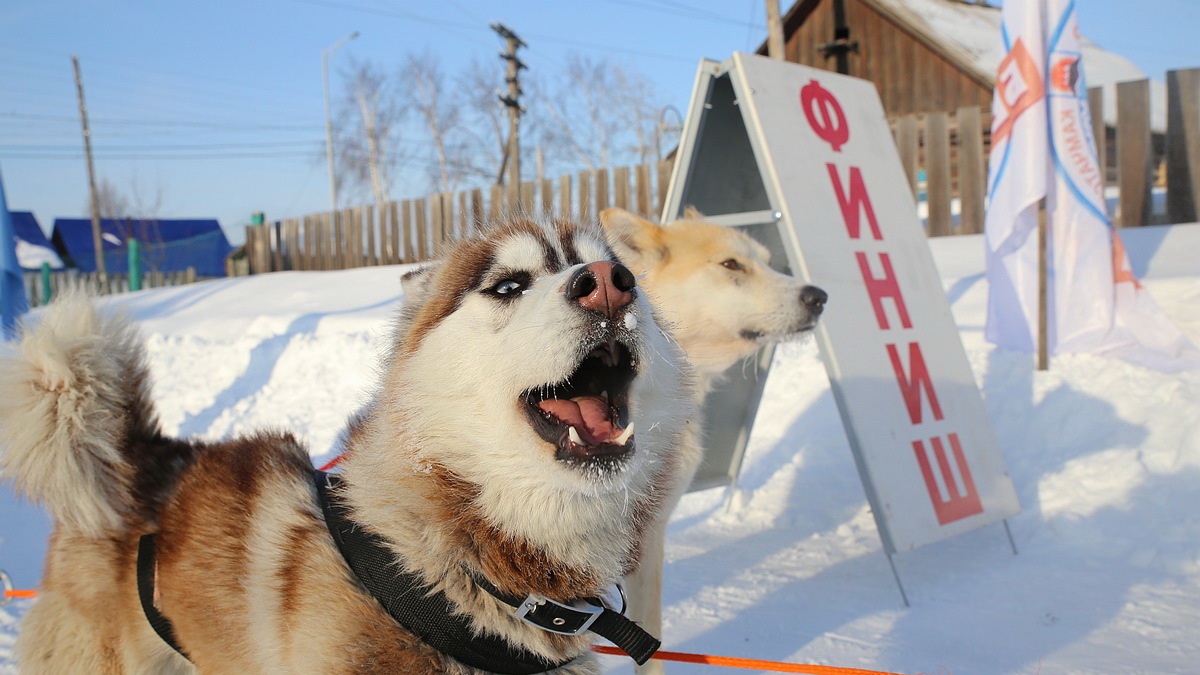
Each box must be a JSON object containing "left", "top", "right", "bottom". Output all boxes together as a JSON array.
[
  {"left": 2, "top": 225, "right": 1197, "bottom": 675},
  {"left": 4, "top": 0, "right": 1200, "bottom": 672}
]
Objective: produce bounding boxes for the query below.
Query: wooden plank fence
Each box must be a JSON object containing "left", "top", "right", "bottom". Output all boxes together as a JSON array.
[
  {"left": 239, "top": 159, "right": 678, "bottom": 274},
  {"left": 235, "top": 69, "right": 1200, "bottom": 274},
  {"left": 21, "top": 267, "right": 198, "bottom": 308},
  {"left": 886, "top": 69, "right": 1200, "bottom": 237}
]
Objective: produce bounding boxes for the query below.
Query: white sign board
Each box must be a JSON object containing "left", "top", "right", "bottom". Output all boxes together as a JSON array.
[{"left": 665, "top": 53, "right": 1020, "bottom": 553}]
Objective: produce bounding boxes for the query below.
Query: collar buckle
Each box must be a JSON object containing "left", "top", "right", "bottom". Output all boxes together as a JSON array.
[{"left": 513, "top": 594, "right": 604, "bottom": 636}]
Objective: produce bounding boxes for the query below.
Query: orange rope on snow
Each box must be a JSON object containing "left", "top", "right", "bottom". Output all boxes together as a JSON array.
[
  {"left": 317, "top": 453, "right": 346, "bottom": 471},
  {"left": 2, "top": 585, "right": 899, "bottom": 673},
  {"left": 592, "top": 646, "right": 908, "bottom": 674}
]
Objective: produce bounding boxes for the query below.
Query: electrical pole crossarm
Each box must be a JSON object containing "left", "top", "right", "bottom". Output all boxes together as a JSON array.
[{"left": 492, "top": 23, "right": 526, "bottom": 188}]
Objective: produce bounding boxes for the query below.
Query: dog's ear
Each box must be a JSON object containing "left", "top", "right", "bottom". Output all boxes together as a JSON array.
[
  {"left": 400, "top": 264, "right": 439, "bottom": 307},
  {"left": 599, "top": 208, "right": 666, "bottom": 270},
  {"left": 682, "top": 205, "right": 706, "bottom": 221}
]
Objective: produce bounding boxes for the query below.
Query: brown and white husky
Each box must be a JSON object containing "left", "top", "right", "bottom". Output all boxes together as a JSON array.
[
  {"left": 600, "top": 207, "right": 826, "bottom": 674},
  {"left": 0, "top": 218, "right": 696, "bottom": 674}
]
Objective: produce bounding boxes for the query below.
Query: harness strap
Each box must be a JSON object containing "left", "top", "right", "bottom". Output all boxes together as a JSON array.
[
  {"left": 471, "top": 572, "right": 660, "bottom": 665},
  {"left": 135, "top": 472, "right": 659, "bottom": 671},
  {"left": 136, "top": 534, "right": 189, "bottom": 660},
  {"left": 315, "top": 471, "right": 569, "bottom": 674}
]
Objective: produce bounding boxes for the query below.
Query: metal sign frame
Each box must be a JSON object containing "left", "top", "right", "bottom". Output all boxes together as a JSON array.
[{"left": 663, "top": 53, "right": 1019, "bottom": 560}]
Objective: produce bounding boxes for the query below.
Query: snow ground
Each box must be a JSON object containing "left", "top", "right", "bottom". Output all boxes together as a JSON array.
[{"left": 1, "top": 224, "right": 1198, "bottom": 674}]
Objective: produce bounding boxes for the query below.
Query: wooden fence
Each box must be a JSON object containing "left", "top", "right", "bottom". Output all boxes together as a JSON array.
[
  {"left": 238, "top": 68, "right": 1199, "bottom": 274},
  {"left": 236, "top": 159, "right": 676, "bottom": 275},
  {"left": 890, "top": 68, "right": 1200, "bottom": 236},
  {"left": 21, "top": 267, "right": 198, "bottom": 308}
]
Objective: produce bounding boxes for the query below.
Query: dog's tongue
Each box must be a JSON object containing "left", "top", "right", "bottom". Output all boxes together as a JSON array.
[{"left": 538, "top": 396, "right": 617, "bottom": 443}]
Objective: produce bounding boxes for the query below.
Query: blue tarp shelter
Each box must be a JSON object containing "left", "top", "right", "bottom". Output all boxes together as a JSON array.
[
  {"left": 1, "top": 170, "right": 29, "bottom": 339},
  {"left": 51, "top": 218, "right": 232, "bottom": 277},
  {"left": 11, "top": 211, "right": 64, "bottom": 270}
]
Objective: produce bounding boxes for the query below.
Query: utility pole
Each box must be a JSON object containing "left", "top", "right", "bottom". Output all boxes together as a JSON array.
[
  {"left": 492, "top": 23, "right": 525, "bottom": 186},
  {"left": 818, "top": 0, "right": 858, "bottom": 75},
  {"left": 72, "top": 55, "right": 106, "bottom": 278},
  {"left": 765, "top": 0, "right": 785, "bottom": 60}
]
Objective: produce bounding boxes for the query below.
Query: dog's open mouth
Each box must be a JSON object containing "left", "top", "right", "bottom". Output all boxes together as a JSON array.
[{"left": 523, "top": 340, "right": 637, "bottom": 466}]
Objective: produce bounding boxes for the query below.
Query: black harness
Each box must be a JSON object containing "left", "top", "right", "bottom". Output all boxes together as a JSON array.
[{"left": 137, "top": 470, "right": 659, "bottom": 672}]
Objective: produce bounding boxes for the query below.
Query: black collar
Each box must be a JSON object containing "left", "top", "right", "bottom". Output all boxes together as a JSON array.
[{"left": 137, "top": 471, "right": 659, "bottom": 672}]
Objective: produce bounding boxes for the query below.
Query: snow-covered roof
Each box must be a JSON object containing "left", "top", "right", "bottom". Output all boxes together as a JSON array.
[
  {"left": 773, "top": 0, "right": 1165, "bottom": 130},
  {"left": 873, "top": 0, "right": 1161, "bottom": 129},
  {"left": 868, "top": 0, "right": 1164, "bottom": 130}
]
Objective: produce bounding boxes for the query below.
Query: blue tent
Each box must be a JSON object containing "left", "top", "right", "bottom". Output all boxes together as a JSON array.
[
  {"left": 52, "top": 218, "right": 232, "bottom": 277},
  {"left": 1, "top": 169, "right": 29, "bottom": 339},
  {"left": 10, "top": 211, "right": 64, "bottom": 270}
]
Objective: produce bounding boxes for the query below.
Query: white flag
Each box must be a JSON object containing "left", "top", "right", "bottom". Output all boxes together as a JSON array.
[{"left": 985, "top": 0, "right": 1200, "bottom": 371}]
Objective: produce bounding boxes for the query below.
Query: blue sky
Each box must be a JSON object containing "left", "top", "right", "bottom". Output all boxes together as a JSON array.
[{"left": 2, "top": 0, "right": 1197, "bottom": 245}]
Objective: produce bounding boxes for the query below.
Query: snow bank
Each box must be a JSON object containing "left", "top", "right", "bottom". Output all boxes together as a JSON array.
[{"left": 1, "top": 225, "right": 1197, "bottom": 674}]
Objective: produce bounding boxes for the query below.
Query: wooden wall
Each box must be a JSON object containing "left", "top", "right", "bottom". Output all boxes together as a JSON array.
[{"left": 782, "top": 0, "right": 993, "bottom": 117}]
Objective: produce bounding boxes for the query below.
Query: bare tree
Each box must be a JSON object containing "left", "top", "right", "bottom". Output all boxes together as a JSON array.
[
  {"left": 88, "top": 174, "right": 168, "bottom": 271},
  {"left": 335, "top": 58, "right": 404, "bottom": 212},
  {"left": 406, "top": 52, "right": 471, "bottom": 193},
  {"left": 457, "top": 56, "right": 508, "bottom": 183},
  {"left": 611, "top": 67, "right": 661, "bottom": 165},
  {"left": 92, "top": 176, "right": 130, "bottom": 219},
  {"left": 535, "top": 54, "right": 670, "bottom": 175},
  {"left": 324, "top": 50, "right": 673, "bottom": 202}
]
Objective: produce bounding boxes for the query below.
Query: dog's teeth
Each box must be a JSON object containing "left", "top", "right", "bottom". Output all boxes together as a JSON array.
[
  {"left": 568, "top": 426, "right": 583, "bottom": 445},
  {"left": 601, "top": 389, "right": 609, "bottom": 403},
  {"left": 624, "top": 312, "right": 637, "bottom": 331},
  {"left": 615, "top": 423, "right": 635, "bottom": 446}
]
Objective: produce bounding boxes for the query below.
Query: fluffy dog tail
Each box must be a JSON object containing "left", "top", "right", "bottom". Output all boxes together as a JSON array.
[{"left": 0, "top": 292, "right": 161, "bottom": 537}]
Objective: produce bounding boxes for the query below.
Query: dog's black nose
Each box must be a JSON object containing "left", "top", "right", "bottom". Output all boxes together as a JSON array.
[
  {"left": 801, "top": 285, "right": 827, "bottom": 314},
  {"left": 567, "top": 261, "right": 636, "bottom": 318}
]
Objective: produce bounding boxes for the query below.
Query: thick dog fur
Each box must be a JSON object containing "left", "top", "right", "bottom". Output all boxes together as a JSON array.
[
  {"left": 600, "top": 208, "right": 825, "bottom": 674},
  {"left": 0, "top": 218, "right": 697, "bottom": 674}
]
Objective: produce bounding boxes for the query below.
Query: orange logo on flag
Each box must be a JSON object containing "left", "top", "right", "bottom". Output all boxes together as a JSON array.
[
  {"left": 1050, "top": 56, "right": 1081, "bottom": 95},
  {"left": 993, "top": 39, "right": 1045, "bottom": 145}
]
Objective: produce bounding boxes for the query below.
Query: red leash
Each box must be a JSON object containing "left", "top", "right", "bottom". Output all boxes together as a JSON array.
[
  {"left": 316, "top": 453, "right": 346, "bottom": 471},
  {"left": 593, "top": 646, "right": 909, "bottom": 674}
]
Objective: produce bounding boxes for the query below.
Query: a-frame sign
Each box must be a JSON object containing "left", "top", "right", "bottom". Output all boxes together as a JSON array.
[{"left": 665, "top": 53, "right": 1020, "bottom": 558}]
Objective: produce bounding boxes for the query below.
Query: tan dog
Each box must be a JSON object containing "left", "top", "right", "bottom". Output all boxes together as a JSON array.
[
  {"left": 0, "top": 218, "right": 697, "bottom": 674},
  {"left": 600, "top": 207, "right": 826, "bottom": 673}
]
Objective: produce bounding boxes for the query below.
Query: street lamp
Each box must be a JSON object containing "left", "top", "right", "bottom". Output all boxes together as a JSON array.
[{"left": 323, "top": 31, "right": 359, "bottom": 223}]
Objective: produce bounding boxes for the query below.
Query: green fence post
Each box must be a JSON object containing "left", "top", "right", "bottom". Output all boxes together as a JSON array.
[
  {"left": 128, "top": 238, "right": 142, "bottom": 292},
  {"left": 40, "top": 262, "right": 51, "bottom": 305}
]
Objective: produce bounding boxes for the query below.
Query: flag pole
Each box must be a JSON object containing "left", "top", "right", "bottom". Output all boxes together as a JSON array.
[{"left": 1037, "top": 199, "right": 1049, "bottom": 370}]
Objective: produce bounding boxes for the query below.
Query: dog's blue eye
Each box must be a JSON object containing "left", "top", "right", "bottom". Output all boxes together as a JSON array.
[
  {"left": 491, "top": 279, "right": 525, "bottom": 296},
  {"left": 485, "top": 271, "right": 532, "bottom": 298}
]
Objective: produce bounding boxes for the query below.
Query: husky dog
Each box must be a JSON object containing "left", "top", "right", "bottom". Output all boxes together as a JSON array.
[
  {"left": 0, "top": 218, "right": 696, "bottom": 674},
  {"left": 599, "top": 207, "right": 826, "bottom": 673}
]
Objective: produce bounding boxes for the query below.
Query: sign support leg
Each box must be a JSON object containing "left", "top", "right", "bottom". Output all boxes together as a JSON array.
[
  {"left": 1003, "top": 519, "right": 1019, "bottom": 556},
  {"left": 883, "top": 551, "right": 910, "bottom": 608}
]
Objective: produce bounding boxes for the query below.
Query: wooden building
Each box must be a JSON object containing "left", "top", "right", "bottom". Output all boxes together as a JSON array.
[{"left": 758, "top": 0, "right": 1001, "bottom": 118}]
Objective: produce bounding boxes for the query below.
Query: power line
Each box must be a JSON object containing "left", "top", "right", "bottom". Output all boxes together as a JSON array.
[
  {"left": 1, "top": 151, "right": 319, "bottom": 161},
  {"left": 0, "top": 111, "right": 321, "bottom": 132},
  {"left": 0, "top": 140, "right": 324, "bottom": 152},
  {"left": 602, "top": 0, "right": 767, "bottom": 29}
]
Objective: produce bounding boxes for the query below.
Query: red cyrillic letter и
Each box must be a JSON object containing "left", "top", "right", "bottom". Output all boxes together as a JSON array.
[
  {"left": 886, "top": 341, "right": 943, "bottom": 425},
  {"left": 826, "top": 163, "right": 883, "bottom": 241}
]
